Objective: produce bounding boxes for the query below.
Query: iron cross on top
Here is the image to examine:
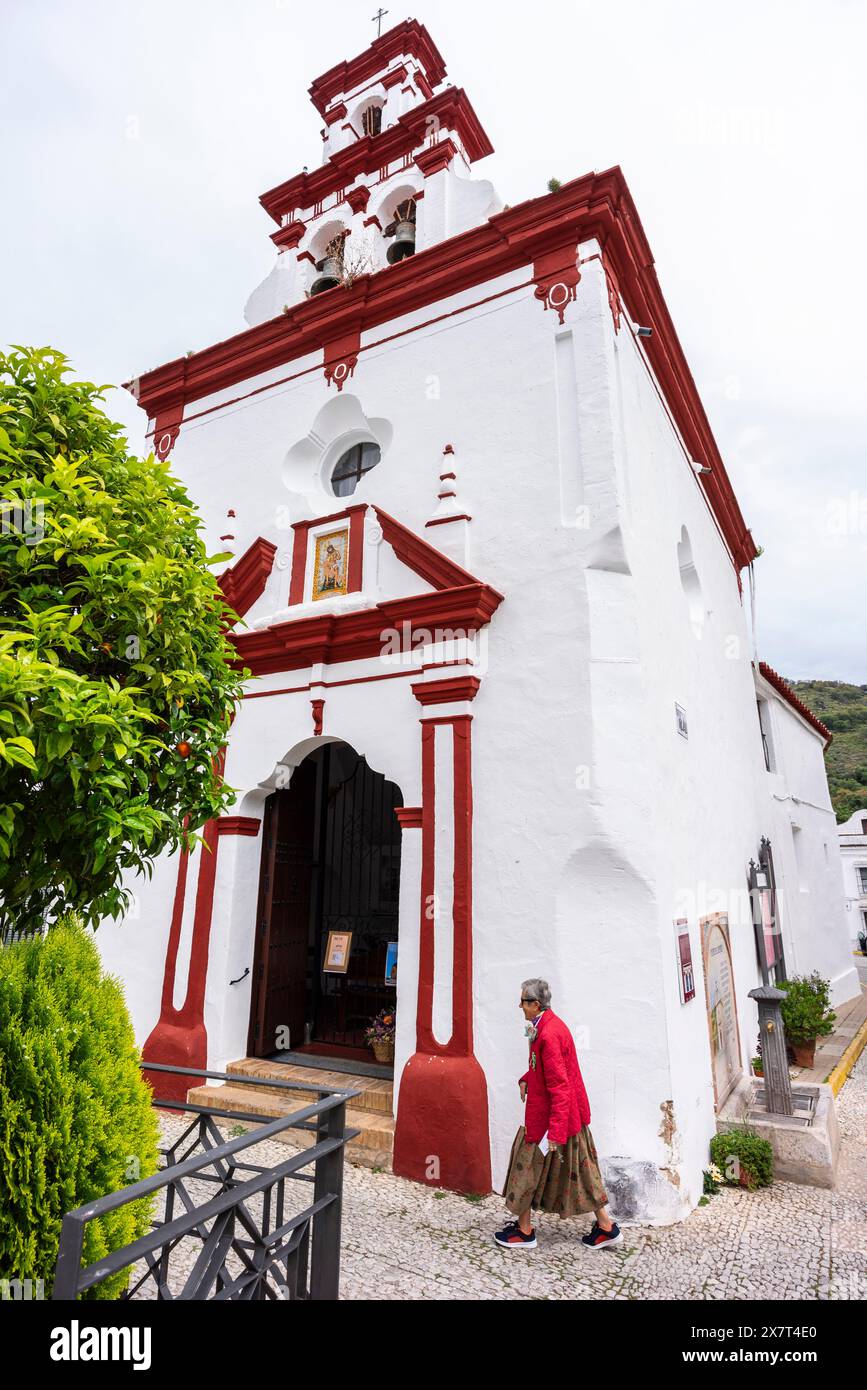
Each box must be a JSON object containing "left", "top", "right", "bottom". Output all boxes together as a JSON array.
[{"left": 372, "top": 8, "right": 389, "bottom": 38}]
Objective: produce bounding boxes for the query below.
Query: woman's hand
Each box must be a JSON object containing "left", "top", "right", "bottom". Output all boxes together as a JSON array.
[{"left": 519, "top": 1080, "right": 527, "bottom": 1103}]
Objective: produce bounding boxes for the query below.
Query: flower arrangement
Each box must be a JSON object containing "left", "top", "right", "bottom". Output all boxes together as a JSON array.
[
  {"left": 365, "top": 1008, "right": 395, "bottom": 1062},
  {"left": 702, "top": 1163, "right": 724, "bottom": 1196}
]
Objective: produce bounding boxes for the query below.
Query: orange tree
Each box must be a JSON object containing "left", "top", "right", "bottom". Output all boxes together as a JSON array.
[{"left": 0, "top": 347, "right": 246, "bottom": 935}]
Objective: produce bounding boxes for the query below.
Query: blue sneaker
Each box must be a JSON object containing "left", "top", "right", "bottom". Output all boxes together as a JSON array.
[
  {"left": 581, "top": 1220, "right": 622, "bottom": 1249},
  {"left": 494, "top": 1219, "right": 537, "bottom": 1249}
]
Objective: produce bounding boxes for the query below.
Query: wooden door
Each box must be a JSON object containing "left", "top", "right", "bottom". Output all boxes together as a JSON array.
[{"left": 248, "top": 762, "right": 316, "bottom": 1057}]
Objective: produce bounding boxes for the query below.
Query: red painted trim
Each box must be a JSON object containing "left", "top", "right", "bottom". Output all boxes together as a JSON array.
[
  {"left": 363, "top": 214, "right": 383, "bottom": 231},
  {"left": 308, "top": 19, "right": 447, "bottom": 117},
  {"left": 260, "top": 87, "right": 491, "bottom": 224},
  {"left": 533, "top": 242, "right": 582, "bottom": 325},
  {"left": 417, "top": 720, "right": 436, "bottom": 1048},
  {"left": 241, "top": 658, "right": 471, "bottom": 700},
  {"left": 382, "top": 64, "right": 408, "bottom": 90},
  {"left": 323, "top": 326, "right": 361, "bottom": 391},
  {"left": 288, "top": 503, "right": 367, "bottom": 605},
  {"left": 131, "top": 169, "right": 756, "bottom": 572},
  {"left": 216, "top": 816, "right": 261, "bottom": 837},
  {"left": 425, "top": 513, "right": 472, "bottom": 527},
  {"left": 373, "top": 505, "right": 488, "bottom": 592},
  {"left": 232, "top": 583, "right": 503, "bottom": 676},
  {"left": 414, "top": 138, "right": 458, "bottom": 178},
  {"left": 345, "top": 185, "right": 370, "bottom": 214},
  {"left": 451, "top": 715, "right": 474, "bottom": 1054},
  {"left": 218, "top": 537, "right": 277, "bottom": 619},
  {"left": 412, "top": 676, "right": 481, "bottom": 705},
  {"left": 311, "top": 696, "right": 325, "bottom": 735},
  {"left": 152, "top": 402, "right": 184, "bottom": 460},
  {"left": 323, "top": 103, "right": 348, "bottom": 127},
  {"left": 757, "top": 661, "right": 832, "bottom": 746},
  {"left": 271, "top": 219, "right": 306, "bottom": 250},
  {"left": 395, "top": 805, "right": 422, "bottom": 829}
]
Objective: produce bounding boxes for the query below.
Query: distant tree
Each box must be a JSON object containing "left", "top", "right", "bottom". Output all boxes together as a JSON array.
[{"left": 0, "top": 346, "right": 246, "bottom": 935}]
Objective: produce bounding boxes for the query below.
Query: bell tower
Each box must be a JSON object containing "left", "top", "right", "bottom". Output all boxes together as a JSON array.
[{"left": 244, "top": 18, "right": 502, "bottom": 326}]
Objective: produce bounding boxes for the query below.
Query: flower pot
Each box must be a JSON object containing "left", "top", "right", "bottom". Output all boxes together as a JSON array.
[
  {"left": 791, "top": 1039, "right": 816, "bottom": 1068},
  {"left": 751, "top": 1063, "right": 763, "bottom": 1077},
  {"left": 370, "top": 1038, "right": 394, "bottom": 1064}
]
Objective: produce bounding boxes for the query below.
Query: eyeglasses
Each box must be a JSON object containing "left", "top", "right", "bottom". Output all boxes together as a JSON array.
[{"left": 520, "top": 997, "right": 535, "bottom": 1006}]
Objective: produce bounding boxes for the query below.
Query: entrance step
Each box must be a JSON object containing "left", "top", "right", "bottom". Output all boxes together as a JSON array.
[
  {"left": 185, "top": 1061, "right": 395, "bottom": 1172},
  {"left": 225, "top": 1057, "right": 393, "bottom": 1117}
]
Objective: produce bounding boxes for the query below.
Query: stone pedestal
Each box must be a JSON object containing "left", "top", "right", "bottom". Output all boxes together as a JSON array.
[{"left": 716, "top": 1077, "right": 840, "bottom": 1188}]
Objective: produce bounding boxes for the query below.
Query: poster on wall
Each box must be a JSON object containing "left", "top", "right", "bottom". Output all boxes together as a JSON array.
[
  {"left": 700, "top": 912, "right": 742, "bottom": 1109},
  {"left": 323, "top": 930, "right": 353, "bottom": 974},
  {"left": 674, "top": 919, "right": 696, "bottom": 1003},
  {"left": 384, "top": 941, "right": 398, "bottom": 986},
  {"left": 312, "top": 527, "right": 349, "bottom": 601}
]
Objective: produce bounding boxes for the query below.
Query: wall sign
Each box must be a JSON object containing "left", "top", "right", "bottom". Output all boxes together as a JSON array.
[
  {"left": 674, "top": 918, "right": 696, "bottom": 1003},
  {"left": 323, "top": 929, "right": 353, "bottom": 974},
  {"left": 675, "top": 703, "right": 688, "bottom": 739},
  {"left": 312, "top": 527, "right": 349, "bottom": 601},
  {"left": 385, "top": 941, "right": 398, "bottom": 986},
  {"left": 700, "top": 912, "right": 743, "bottom": 1109}
]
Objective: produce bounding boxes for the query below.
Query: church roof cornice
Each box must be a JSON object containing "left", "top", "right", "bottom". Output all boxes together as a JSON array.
[
  {"left": 259, "top": 86, "right": 493, "bottom": 225},
  {"left": 128, "top": 166, "right": 757, "bottom": 572},
  {"left": 308, "top": 18, "right": 448, "bottom": 117},
  {"left": 756, "top": 662, "right": 833, "bottom": 747}
]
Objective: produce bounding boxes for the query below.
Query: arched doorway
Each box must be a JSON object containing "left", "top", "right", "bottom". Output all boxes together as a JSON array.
[{"left": 247, "top": 741, "right": 402, "bottom": 1067}]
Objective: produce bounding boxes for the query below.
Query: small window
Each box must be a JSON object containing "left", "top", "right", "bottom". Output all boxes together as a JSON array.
[
  {"left": 331, "top": 442, "right": 381, "bottom": 497},
  {"left": 756, "top": 699, "right": 776, "bottom": 773},
  {"left": 858, "top": 867, "right": 867, "bottom": 895},
  {"left": 861, "top": 818, "right": 867, "bottom": 835},
  {"left": 362, "top": 105, "right": 383, "bottom": 137}
]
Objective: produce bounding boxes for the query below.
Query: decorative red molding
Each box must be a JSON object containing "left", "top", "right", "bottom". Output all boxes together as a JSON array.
[
  {"left": 152, "top": 403, "right": 184, "bottom": 460},
  {"left": 412, "top": 676, "right": 481, "bottom": 705},
  {"left": 382, "top": 64, "right": 408, "bottom": 90},
  {"left": 288, "top": 503, "right": 367, "bottom": 606},
  {"left": 271, "top": 219, "right": 306, "bottom": 250},
  {"left": 392, "top": 713, "right": 491, "bottom": 1191},
  {"left": 533, "top": 242, "right": 582, "bottom": 325},
  {"left": 345, "top": 185, "right": 371, "bottom": 214},
  {"left": 363, "top": 214, "right": 383, "bottom": 231},
  {"left": 395, "top": 805, "right": 423, "bottom": 829},
  {"left": 131, "top": 167, "right": 757, "bottom": 572},
  {"left": 373, "top": 506, "right": 487, "bottom": 592},
  {"left": 425, "top": 513, "right": 472, "bottom": 527},
  {"left": 232, "top": 582, "right": 503, "bottom": 676},
  {"left": 260, "top": 86, "right": 491, "bottom": 225},
  {"left": 218, "top": 537, "right": 277, "bottom": 619},
  {"left": 216, "top": 816, "right": 262, "bottom": 837},
  {"left": 323, "top": 103, "right": 348, "bottom": 126},
  {"left": 311, "top": 696, "right": 325, "bottom": 734},
  {"left": 308, "top": 19, "right": 447, "bottom": 117},
  {"left": 414, "top": 138, "right": 459, "bottom": 178},
  {"left": 323, "top": 326, "right": 362, "bottom": 391},
  {"left": 757, "top": 662, "right": 832, "bottom": 747}
]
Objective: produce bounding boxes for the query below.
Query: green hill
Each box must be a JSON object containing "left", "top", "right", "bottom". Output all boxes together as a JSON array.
[{"left": 788, "top": 679, "right": 867, "bottom": 823}]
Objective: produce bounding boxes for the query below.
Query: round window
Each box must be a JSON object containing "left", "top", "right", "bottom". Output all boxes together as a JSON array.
[{"left": 330, "top": 441, "right": 381, "bottom": 497}]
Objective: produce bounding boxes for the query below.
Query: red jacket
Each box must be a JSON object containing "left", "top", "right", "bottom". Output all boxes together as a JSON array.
[{"left": 519, "top": 1009, "right": 592, "bottom": 1145}]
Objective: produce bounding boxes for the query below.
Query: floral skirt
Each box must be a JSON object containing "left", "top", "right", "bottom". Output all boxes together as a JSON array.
[{"left": 502, "top": 1125, "right": 608, "bottom": 1218}]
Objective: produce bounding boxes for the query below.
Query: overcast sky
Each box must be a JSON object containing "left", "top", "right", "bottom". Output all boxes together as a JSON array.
[{"left": 2, "top": 0, "right": 865, "bottom": 681}]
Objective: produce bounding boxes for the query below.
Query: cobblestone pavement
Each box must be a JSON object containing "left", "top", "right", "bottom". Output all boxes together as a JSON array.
[{"left": 150, "top": 1049, "right": 866, "bottom": 1301}]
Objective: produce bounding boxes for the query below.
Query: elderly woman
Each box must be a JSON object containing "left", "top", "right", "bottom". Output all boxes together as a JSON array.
[{"left": 495, "top": 978, "right": 621, "bottom": 1250}]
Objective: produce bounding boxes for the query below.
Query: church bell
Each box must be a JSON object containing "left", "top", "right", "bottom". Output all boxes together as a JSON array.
[
  {"left": 310, "top": 254, "right": 343, "bottom": 295},
  {"left": 386, "top": 218, "right": 416, "bottom": 264}
]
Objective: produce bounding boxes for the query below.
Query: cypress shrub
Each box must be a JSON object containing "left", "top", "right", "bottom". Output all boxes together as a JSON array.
[
  {"left": 0, "top": 914, "right": 160, "bottom": 1298},
  {"left": 709, "top": 1129, "right": 774, "bottom": 1192}
]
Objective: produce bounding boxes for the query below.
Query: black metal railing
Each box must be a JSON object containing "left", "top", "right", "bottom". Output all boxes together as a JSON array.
[{"left": 52, "top": 1063, "right": 360, "bottom": 1301}]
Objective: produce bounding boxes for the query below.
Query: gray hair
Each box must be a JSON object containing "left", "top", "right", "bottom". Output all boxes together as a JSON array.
[{"left": 521, "top": 978, "right": 551, "bottom": 1009}]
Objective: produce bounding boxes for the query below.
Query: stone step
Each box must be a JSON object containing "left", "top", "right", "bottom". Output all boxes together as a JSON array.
[
  {"left": 185, "top": 1082, "right": 394, "bottom": 1169},
  {"left": 224, "top": 1056, "right": 393, "bottom": 1118}
]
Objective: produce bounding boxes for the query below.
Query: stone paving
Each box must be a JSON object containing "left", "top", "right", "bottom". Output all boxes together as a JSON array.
[{"left": 149, "top": 1048, "right": 866, "bottom": 1301}]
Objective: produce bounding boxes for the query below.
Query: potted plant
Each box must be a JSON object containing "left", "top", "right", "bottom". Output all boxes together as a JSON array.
[
  {"left": 777, "top": 972, "right": 836, "bottom": 1068},
  {"left": 365, "top": 1007, "right": 396, "bottom": 1064},
  {"left": 751, "top": 1034, "right": 763, "bottom": 1076}
]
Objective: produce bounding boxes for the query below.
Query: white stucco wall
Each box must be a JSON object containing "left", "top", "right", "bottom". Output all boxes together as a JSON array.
[
  {"left": 838, "top": 808, "right": 867, "bottom": 946},
  {"left": 97, "top": 237, "right": 858, "bottom": 1224}
]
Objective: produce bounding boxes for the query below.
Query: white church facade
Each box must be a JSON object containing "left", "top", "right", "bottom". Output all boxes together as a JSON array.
[{"left": 96, "top": 20, "right": 860, "bottom": 1224}]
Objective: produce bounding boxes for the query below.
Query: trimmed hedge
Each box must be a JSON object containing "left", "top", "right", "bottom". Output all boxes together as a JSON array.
[
  {"left": 0, "top": 914, "right": 159, "bottom": 1298},
  {"left": 710, "top": 1129, "right": 774, "bottom": 1192}
]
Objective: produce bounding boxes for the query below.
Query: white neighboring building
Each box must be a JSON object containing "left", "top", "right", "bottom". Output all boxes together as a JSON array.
[
  {"left": 95, "top": 20, "right": 860, "bottom": 1224},
  {"left": 838, "top": 808, "right": 867, "bottom": 947}
]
